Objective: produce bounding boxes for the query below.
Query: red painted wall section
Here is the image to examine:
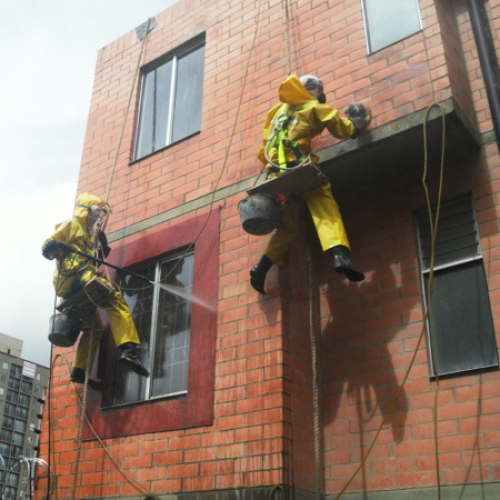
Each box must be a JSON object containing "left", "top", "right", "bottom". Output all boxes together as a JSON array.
[{"left": 83, "top": 209, "right": 220, "bottom": 439}]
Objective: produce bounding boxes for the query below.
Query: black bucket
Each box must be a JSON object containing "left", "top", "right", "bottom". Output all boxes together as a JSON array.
[
  {"left": 239, "top": 194, "right": 281, "bottom": 235},
  {"left": 48, "top": 314, "right": 82, "bottom": 347}
]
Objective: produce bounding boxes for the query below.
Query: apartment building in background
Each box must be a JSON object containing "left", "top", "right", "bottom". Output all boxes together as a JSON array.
[
  {"left": 0, "top": 333, "right": 49, "bottom": 499},
  {"left": 42, "top": 0, "right": 500, "bottom": 498}
]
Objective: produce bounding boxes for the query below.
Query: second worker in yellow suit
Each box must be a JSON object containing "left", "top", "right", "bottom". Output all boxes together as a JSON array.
[
  {"left": 42, "top": 192, "right": 150, "bottom": 383},
  {"left": 250, "top": 74, "right": 370, "bottom": 294}
]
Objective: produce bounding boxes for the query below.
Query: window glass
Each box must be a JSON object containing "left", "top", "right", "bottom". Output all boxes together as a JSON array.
[
  {"left": 363, "top": 0, "right": 421, "bottom": 52},
  {"left": 172, "top": 45, "right": 205, "bottom": 143},
  {"left": 8, "top": 379, "right": 19, "bottom": 391},
  {"left": 110, "top": 250, "right": 194, "bottom": 405},
  {"left": 16, "top": 407, "right": 27, "bottom": 420},
  {"left": 13, "top": 420, "right": 26, "bottom": 433},
  {"left": 18, "top": 394, "right": 30, "bottom": 407},
  {"left": 4, "top": 404, "right": 15, "bottom": 417},
  {"left": 0, "top": 429, "right": 11, "bottom": 442},
  {"left": 134, "top": 36, "right": 205, "bottom": 159},
  {"left": 152, "top": 254, "right": 193, "bottom": 397},
  {"left": 11, "top": 433, "right": 23, "bottom": 446},
  {"left": 20, "top": 381, "right": 32, "bottom": 394}
]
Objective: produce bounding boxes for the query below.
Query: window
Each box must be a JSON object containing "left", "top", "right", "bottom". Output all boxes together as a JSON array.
[
  {"left": 10, "top": 365, "right": 22, "bottom": 379},
  {"left": 84, "top": 211, "right": 219, "bottom": 439},
  {"left": 362, "top": 0, "right": 422, "bottom": 53},
  {"left": 134, "top": 35, "right": 205, "bottom": 159},
  {"left": 8, "top": 379, "right": 19, "bottom": 391},
  {"left": 416, "top": 195, "right": 499, "bottom": 376},
  {"left": 110, "top": 250, "right": 194, "bottom": 406},
  {"left": 2, "top": 362, "right": 8, "bottom": 370}
]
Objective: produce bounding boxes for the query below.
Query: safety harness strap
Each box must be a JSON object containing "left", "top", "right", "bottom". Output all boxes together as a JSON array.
[{"left": 268, "top": 104, "right": 307, "bottom": 169}]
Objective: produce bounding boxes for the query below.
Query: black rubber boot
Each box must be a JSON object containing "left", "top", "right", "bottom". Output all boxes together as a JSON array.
[
  {"left": 332, "top": 245, "right": 365, "bottom": 282},
  {"left": 119, "top": 343, "right": 150, "bottom": 377},
  {"left": 70, "top": 367, "right": 85, "bottom": 384},
  {"left": 250, "top": 255, "right": 273, "bottom": 294}
]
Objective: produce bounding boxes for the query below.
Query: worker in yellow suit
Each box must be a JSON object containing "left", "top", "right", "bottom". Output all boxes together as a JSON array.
[
  {"left": 250, "top": 74, "right": 370, "bottom": 294},
  {"left": 42, "top": 192, "right": 149, "bottom": 383}
]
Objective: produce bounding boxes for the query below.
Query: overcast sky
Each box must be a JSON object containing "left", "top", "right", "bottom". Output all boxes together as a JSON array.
[{"left": 0, "top": 0, "right": 178, "bottom": 366}]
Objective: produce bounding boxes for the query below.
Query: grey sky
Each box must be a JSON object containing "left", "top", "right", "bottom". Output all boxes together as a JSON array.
[{"left": 0, "top": 0, "right": 178, "bottom": 366}]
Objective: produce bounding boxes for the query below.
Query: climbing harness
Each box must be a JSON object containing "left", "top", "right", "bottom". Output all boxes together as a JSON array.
[{"left": 265, "top": 104, "right": 311, "bottom": 172}]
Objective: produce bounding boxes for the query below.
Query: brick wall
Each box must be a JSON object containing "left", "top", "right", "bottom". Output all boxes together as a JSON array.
[{"left": 41, "top": 0, "right": 500, "bottom": 498}]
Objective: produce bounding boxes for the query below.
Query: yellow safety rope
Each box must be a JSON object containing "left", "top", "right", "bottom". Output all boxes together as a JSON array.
[
  {"left": 307, "top": 227, "right": 322, "bottom": 500},
  {"left": 71, "top": 317, "right": 95, "bottom": 500},
  {"left": 334, "top": 104, "right": 446, "bottom": 499}
]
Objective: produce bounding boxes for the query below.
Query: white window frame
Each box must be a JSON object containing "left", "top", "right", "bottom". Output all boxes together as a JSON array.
[
  {"left": 134, "top": 35, "right": 205, "bottom": 159},
  {"left": 361, "top": 0, "right": 422, "bottom": 54}
]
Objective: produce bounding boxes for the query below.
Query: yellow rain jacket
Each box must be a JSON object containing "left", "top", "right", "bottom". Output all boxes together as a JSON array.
[
  {"left": 45, "top": 192, "right": 140, "bottom": 371},
  {"left": 259, "top": 74, "right": 357, "bottom": 264},
  {"left": 258, "top": 73, "right": 357, "bottom": 173},
  {"left": 45, "top": 192, "right": 106, "bottom": 298}
]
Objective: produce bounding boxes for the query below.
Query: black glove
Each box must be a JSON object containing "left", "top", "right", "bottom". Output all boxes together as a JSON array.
[
  {"left": 42, "top": 240, "right": 76, "bottom": 260},
  {"left": 98, "top": 231, "right": 111, "bottom": 259}
]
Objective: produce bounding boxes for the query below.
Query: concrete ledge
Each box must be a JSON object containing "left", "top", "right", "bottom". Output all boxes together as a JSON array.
[
  {"left": 109, "top": 99, "right": 481, "bottom": 242},
  {"left": 319, "top": 98, "right": 481, "bottom": 195}
]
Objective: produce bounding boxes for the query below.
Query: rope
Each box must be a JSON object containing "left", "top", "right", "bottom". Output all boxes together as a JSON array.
[
  {"left": 283, "top": 0, "right": 293, "bottom": 75},
  {"left": 306, "top": 231, "right": 322, "bottom": 500},
  {"left": 70, "top": 317, "right": 95, "bottom": 500},
  {"left": 421, "top": 103, "right": 446, "bottom": 500},
  {"left": 334, "top": 103, "right": 446, "bottom": 498},
  {"left": 52, "top": 353, "right": 161, "bottom": 500},
  {"left": 104, "top": 17, "right": 152, "bottom": 203},
  {"left": 119, "top": 0, "right": 266, "bottom": 293}
]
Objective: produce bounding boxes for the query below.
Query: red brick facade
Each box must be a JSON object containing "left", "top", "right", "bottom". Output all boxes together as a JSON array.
[{"left": 42, "top": 0, "right": 500, "bottom": 498}]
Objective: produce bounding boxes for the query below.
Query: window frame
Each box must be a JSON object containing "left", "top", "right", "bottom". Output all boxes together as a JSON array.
[
  {"left": 416, "top": 195, "right": 499, "bottom": 377},
  {"left": 83, "top": 210, "right": 219, "bottom": 440},
  {"left": 108, "top": 248, "right": 196, "bottom": 406},
  {"left": 361, "top": 0, "right": 422, "bottom": 54},
  {"left": 133, "top": 34, "right": 205, "bottom": 161}
]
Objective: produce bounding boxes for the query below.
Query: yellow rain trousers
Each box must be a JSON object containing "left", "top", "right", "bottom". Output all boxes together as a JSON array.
[
  {"left": 264, "top": 183, "right": 350, "bottom": 265},
  {"left": 258, "top": 74, "right": 358, "bottom": 265},
  {"left": 45, "top": 192, "right": 140, "bottom": 371}
]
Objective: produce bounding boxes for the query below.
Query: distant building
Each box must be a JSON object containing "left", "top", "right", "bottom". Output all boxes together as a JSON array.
[{"left": 0, "top": 334, "right": 49, "bottom": 499}]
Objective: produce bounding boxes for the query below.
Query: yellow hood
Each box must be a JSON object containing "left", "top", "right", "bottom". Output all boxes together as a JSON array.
[
  {"left": 279, "top": 74, "right": 316, "bottom": 106},
  {"left": 73, "top": 192, "right": 107, "bottom": 226}
]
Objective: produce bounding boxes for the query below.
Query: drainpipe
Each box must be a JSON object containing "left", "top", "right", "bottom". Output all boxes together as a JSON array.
[{"left": 466, "top": 0, "right": 500, "bottom": 151}]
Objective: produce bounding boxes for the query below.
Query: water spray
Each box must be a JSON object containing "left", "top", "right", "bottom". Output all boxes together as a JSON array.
[{"left": 51, "top": 241, "right": 213, "bottom": 310}]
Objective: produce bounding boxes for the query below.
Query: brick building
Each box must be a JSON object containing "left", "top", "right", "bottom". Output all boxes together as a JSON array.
[{"left": 42, "top": 0, "right": 500, "bottom": 498}]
